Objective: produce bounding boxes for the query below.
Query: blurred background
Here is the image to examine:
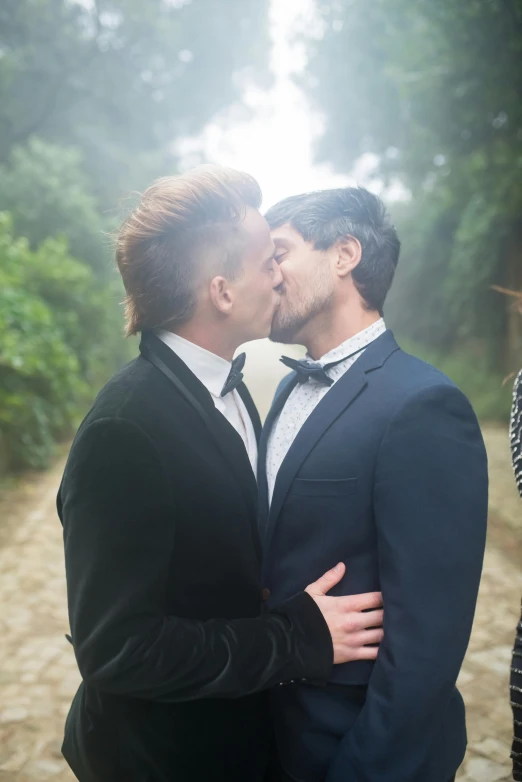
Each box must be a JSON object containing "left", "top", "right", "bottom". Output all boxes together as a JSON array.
[{"left": 0, "top": 1, "right": 521, "bottom": 780}]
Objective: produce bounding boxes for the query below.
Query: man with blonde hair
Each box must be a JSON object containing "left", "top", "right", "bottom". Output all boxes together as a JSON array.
[{"left": 57, "top": 166, "right": 384, "bottom": 782}]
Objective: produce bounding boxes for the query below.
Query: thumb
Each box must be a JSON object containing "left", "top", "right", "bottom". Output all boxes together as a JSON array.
[{"left": 305, "top": 562, "right": 346, "bottom": 596}]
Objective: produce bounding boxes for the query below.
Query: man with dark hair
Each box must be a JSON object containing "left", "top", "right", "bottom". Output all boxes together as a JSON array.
[
  {"left": 259, "top": 186, "right": 488, "bottom": 782},
  {"left": 57, "top": 168, "right": 385, "bottom": 782}
]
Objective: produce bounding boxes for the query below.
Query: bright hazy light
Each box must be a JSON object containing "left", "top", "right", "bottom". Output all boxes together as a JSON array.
[{"left": 176, "top": 0, "right": 357, "bottom": 209}]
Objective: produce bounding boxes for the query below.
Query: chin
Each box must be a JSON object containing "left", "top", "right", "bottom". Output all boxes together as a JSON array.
[
  {"left": 270, "top": 312, "right": 308, "bottom": 344},
  {"left": 269, "top": 326, "right": 295, "bottom": 345}
]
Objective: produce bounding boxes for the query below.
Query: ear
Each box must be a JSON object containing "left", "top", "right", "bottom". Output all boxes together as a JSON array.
[
  {"left": 209, "top": 276, "right": 234, "bottom": 315},
  {"left": 335, "top": 236, "right": 362, "bottom": 278}
]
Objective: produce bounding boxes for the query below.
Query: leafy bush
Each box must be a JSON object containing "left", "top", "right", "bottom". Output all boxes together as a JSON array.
[
  {"left": 0, "top": 213, "right": 129, "bottom": 469},
  {"left": 386, "top": 188, "right": 510, "bottom": 369},
  {"left": 0, "top": 138, "right": 112, "bottom": 275}
]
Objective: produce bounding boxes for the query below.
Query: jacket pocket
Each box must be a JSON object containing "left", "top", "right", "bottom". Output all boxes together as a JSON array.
[{"left": 291, "top": 477, "right": 358, "bottom": 497}]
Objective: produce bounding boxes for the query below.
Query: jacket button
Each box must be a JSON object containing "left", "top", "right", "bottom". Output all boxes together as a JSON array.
[{"left": 261, "top": 588, "right": 271, "bottom": 601}]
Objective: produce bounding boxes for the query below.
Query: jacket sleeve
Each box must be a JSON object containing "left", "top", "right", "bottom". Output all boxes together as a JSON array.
[
  {"left": 510, "top": 370, "right": 522, "bottom": 779},
  {"left": 60, "top": 417, "right": 332, "bottom": 702},
  {"left": 510, "top": 369, "right": 522, "bottom": 496},
  {"left": 512, "top": 607, "right": 522, "bottom": 780},
  {"left": 326, "top": 384, "right": 488, "bottom": 782}
]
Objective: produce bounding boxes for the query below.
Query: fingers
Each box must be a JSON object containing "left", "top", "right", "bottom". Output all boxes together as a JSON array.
[
  {"left": 305, "top": 562, "right": 346, "bottom": 596},
  {"left": 347, "top": 608, "right": 384, "bottom": 631},
  {"left": 332, "top": 631, "right": 383, "bottom": 665},
  {"left": 355, "top": 645, "right": 380, "bottom": 661},
  {"left": 353, "top": 627, "right": 384, "bottom": 646},
  {"left": 334, "top": 591, "right": 382, "bottom": 613},
  {"left": 333, "top": 628, "right": 384, "bottom": 665},
  {"left": 333, "top": 642, "right": 381, "bottom": 665},
  {"left": 347, "top": 591, "right": 383, "bottom": 612}
]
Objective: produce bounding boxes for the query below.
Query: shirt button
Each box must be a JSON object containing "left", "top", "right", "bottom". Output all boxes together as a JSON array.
[{"left": 261, "top": 588, "right": 271, "bottom": 601}]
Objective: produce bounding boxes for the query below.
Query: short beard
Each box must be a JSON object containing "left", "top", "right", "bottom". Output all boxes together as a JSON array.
[{"left": 270, "top": 289, "right": 334, "bottom": 345}]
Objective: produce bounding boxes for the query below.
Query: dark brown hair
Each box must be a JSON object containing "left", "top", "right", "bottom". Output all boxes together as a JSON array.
[
  {"left": 116, "top": 165, "right": 262, "bottom": 336},
  {"left": 265, "top": 187, "right": 400, "bottom": 314}
]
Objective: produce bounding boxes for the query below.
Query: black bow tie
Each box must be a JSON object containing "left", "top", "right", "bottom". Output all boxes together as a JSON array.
[
  {"left": 221, "top": 352, "right": 246, "bottom": 397},
  {"left": 280, "top": 346, "right": 367, "bottom": 386}
]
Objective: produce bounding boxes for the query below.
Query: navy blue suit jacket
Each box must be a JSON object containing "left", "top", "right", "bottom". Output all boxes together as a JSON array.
[{"left": 258, "top": 331, "right": 488, "bottom": 781}]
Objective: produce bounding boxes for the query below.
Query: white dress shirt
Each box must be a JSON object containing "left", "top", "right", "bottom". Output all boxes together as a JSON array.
[
  {"left": 266, "top": 318, "right": 386, "bottom": 503},
  {"left": 156, "top": 330, "right": 258, "bottom": 474}
]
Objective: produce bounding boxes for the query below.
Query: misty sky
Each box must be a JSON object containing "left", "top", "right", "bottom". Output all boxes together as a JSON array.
[{"left": 176, "top": 0, "right": 361, "bottom": 209}]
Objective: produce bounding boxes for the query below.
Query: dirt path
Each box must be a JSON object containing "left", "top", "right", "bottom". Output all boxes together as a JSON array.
[
  {"left": 0, "top": 344, "right": 520, "bottom": 781},
  {"left": 0, "top": 456, "right": 80, "bottom": 781}
]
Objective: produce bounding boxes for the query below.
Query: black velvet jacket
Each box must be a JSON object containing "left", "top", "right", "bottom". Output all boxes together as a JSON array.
[{"left": 57, "top": 331, "right": 332, "bottom": 782}]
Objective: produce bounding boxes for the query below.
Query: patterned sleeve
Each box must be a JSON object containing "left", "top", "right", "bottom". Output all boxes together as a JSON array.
[
  {"left": 511, "top": 370, "right": 522, "bottom": 496},
  {"left": 510, "top": 370, "right": 522, "bottom": 780}
]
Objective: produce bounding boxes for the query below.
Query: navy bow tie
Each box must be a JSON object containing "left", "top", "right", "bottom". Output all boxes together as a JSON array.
[
  {"left": 221, "top": 352, "right": 246, "bottom": 397},
  {"left": 280, "top": 346, "right": 367, "bottom": 386}
]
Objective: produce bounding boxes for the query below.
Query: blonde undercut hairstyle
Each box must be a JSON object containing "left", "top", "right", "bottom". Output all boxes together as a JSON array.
[{"left": 116, "top": 165, "right": 263, "bottom": 336}]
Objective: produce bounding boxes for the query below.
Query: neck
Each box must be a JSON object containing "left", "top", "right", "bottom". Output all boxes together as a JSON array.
[
  {"left": 172, "top": 320, "right": 239, "bottom": 362},
  {"left": 303, "top": 306, "right": 381, "bottom": 360}
]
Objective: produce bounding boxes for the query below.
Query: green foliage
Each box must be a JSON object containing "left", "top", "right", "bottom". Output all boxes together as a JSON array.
[
  {"left": 0, "top": 213, "right": 128, "bottom": 469},
  {"left": 385, "top": 189, "right": 509, "bottom": 363},
  {"left": 0, "top": 0, "right": 272, "bottom": 473},
  {"left": 0, "top": 0, "right": 271, "bottom": 208},
  {"left": 304, "top": 1, "right": 522, "bottom": 191},
  {"left": 0, "top": 138, "right": 112, "bottom": 274},
  {"left": 302, "top": 0, "right": 522, "bottom": 374}
]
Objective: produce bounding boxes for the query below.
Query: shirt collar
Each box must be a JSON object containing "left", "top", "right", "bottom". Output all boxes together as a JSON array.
[
  {"left": 156, "top": 330, "right": 231, "bottom": 399},
  {"left": 311, "top": 318, "right": 387, "bottom": 366}
]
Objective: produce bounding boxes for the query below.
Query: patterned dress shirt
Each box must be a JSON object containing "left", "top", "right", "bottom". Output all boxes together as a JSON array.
[{"left": 266, "top": 318, "right": 386, "bottom": 504}]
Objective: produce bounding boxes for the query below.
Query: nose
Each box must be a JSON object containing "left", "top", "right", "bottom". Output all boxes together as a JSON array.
[{"left": 272, "top": 263, "right": 283, "bottom": 289}]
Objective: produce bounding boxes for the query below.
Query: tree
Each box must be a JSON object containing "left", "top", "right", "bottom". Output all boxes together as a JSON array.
[
  {"left": 0, "top": 138, "right": 111, "bottom": 273},
  {"left": 301, "top": 0, "right": 522, "bottom": 374},
  {"left": 0, "top": 213, "right": 126, "bottom": 469},
  {"left": 0, "top": 0, "right": 273, "bottom": 469},
  {"left": 0, "top": 0, "right": 271, "bottom": 207}
]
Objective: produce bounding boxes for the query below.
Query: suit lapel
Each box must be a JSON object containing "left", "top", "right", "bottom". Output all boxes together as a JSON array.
[
  {"left": 262, "top": 330, "right": 400, "bottom": 553},
  {"left": 237, "top": 383, "right": 262, "bottom": 442},
  {"left": 257, "top": 373, "right": 299, "bottom": 535},
  {"left": 140, "top": 332, "right": 258, "bottom": 520}
]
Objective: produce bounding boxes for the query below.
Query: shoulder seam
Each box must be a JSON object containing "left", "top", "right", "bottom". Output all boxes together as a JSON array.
[{"left": 375, "top": 382, "right": 470, "bottom": 465}]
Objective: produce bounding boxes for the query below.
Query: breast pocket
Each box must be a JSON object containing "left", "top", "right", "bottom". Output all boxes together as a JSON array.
[
  {"left": 291, "top": 477, "right": 358, "bottom": 497},
  {"left": 280, "top": 477, "right": 360, "bottom": 576}
]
